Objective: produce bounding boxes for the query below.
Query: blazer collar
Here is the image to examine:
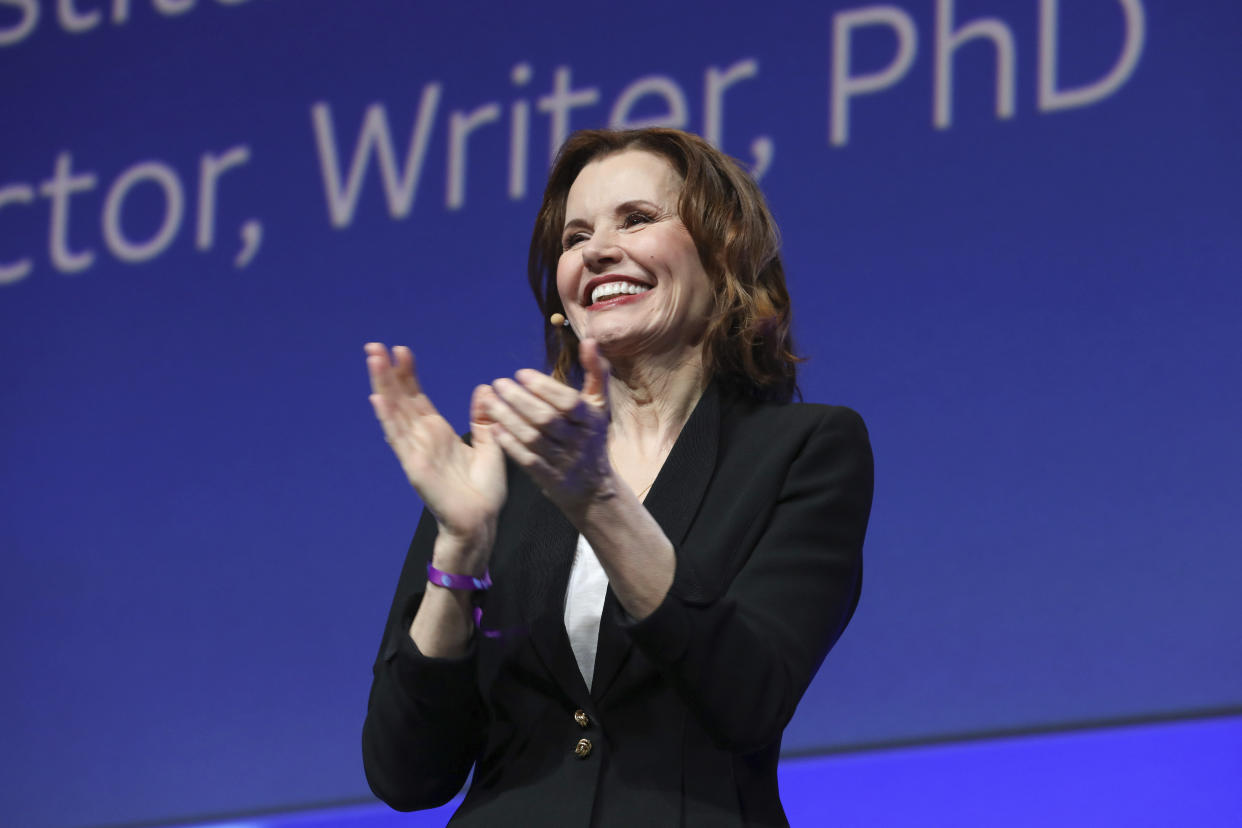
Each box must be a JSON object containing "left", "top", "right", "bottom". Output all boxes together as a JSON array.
[{"left": 639, "top": 378, "right": 722, "bottom": 551}]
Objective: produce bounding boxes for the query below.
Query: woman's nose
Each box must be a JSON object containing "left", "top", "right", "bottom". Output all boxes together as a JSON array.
[{"left": 581, "top": 231, "right": 621, "bottom": 271}]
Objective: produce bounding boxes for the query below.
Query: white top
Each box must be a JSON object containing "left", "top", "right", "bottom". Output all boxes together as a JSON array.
[{"left": 563, "top": 534, "right": 610, "bottom": 690}]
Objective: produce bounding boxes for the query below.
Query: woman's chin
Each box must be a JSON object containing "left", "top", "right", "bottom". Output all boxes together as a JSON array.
[
  {"left": 584, "top": 323, "right": 650, "bottom": 353},
  {"left": 590, "top": 332, "right": 691, "bottom": 368}
]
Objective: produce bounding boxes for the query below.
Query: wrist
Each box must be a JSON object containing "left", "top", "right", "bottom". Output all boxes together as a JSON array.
[
  {"left": 426, "top": 562, "right": 492, "bottom": 591},
  {"left": 431, "top": 525, "right": 494, "bottom": 576},
  {"left": 565, "top": 470, "right": 632, "bottom": 530}
]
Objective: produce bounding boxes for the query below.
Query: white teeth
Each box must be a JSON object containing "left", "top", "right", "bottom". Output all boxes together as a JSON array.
[{"left": 591, "top": 281, "right": 651, "bottom": 304}]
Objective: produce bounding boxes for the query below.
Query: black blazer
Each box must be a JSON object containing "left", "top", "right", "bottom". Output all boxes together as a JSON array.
[{"left": 363, "top": 382, "right": 874, "bottom": 826}]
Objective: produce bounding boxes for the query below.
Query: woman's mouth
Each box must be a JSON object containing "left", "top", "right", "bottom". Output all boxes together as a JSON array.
[{"left": 586, "top": 280, "right": 652, "bottom": 311}]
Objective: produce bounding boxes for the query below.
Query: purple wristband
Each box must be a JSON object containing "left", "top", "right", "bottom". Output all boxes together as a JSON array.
[{"left": 426, "top": 562, "right": 492, "bottom": 591}]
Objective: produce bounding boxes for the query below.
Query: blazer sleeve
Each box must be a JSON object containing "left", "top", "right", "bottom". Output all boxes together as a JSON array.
[
  {"left": 361, "top": 506, "right": 487, "bottom": 811},
  {"left": 625, "top": 405, "right": 873, "bottom": 752}
]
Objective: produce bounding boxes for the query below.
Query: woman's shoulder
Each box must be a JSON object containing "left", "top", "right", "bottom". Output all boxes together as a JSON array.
[
  {"left": 726, "top": 392, "right": 868, "bottom": 437},
  {"left": 712, "top": 395, "right": 870, "bottom": 475}
]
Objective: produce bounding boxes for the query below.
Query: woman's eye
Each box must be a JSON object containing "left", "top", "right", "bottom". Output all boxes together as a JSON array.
[
  {"left": 622, "top": 211, "right": 653, "bottom": 228},
  {"left": 562, "top": 232, "right": 587, "bottom": 249}
]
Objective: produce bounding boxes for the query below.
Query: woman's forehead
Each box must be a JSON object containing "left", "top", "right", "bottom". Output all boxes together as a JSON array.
[{"left": 564, "top": 150, "right": 682, "bottom": 216}]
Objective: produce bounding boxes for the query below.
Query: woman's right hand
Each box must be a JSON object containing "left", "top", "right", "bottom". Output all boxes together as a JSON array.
[{"left": 365, "top": 343, "right": 506, "bottom": 568}]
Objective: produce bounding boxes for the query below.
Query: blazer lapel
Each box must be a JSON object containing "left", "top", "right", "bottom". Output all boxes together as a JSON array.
[
  {"left": 511, "top": 479, "right": 591, "bottom": 702},
  {"left": 591, "top": 381, "right": 723, "bottom": 702}
]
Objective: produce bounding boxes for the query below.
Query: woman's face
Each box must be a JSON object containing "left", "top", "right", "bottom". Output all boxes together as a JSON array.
[{"left": 556, "top": 150, "right": 714, "bottom": 360}]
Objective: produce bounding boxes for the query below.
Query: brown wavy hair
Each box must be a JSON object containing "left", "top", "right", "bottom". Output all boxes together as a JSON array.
[{"left": 528, "top": 127, "right": 800, "bottom": 403}]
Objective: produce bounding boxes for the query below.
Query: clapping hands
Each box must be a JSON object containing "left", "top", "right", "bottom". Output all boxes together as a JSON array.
[{"left": 367, "top": 339, "right": 616, "bottom": 546}]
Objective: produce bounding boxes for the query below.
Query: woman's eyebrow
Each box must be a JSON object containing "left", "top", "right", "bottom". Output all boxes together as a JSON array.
[
  {"left": 562, "top": 199, "right": 665, "bottom": 231},
  {"left": 614, "top": 199, "right": 662, "bottom": 214}
]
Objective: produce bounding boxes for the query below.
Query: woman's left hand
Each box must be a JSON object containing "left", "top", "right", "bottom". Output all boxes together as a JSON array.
[{"left": 486, "top": 339, "right": 615, "bottom": 517}]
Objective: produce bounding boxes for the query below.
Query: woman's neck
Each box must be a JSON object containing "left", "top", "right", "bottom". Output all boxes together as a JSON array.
[{"left": 606, "top": 348, "right": 709, "bottom": 476}]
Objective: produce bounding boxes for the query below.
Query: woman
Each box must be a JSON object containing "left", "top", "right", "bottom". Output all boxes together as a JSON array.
[{"left": 362, "top": 128, "right": 873, "bottom": 826}]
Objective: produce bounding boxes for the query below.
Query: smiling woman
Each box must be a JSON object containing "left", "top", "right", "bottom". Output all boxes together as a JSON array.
[
  {"left": 361, "top": 127, "right": 873, "bottom": 826},
  {"left": 532, "top": 129, "right": 800, "bottom": 403}
]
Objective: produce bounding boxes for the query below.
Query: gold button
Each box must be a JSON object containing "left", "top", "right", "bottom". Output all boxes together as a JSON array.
[
  {"left": 573, "top": 709, "right": 590, "bottom": 729},
  {"left": 574, "top": 738, "right": 593, "bottom": 759}
]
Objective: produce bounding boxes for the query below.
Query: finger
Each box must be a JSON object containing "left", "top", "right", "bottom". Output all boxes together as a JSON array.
[
  {"left": 371, "top": 346, "right": 440, "bottom": 423},
  {"left": 364, "top": 342, "right": 422, "bottom": 400},
  {"left": 487, "top": 380, "right": 550, "bottom": 447},
  {"left": 491, "top": 377, "right": 570, "bottom": 439},
  {"left": 369, "top": 392, "right": 410, "bottom": 450},
  {"left": 470, "top": 384, "right": 499, "bottom": 427},
  {"left": 366, "top": 348, "right": 441, "bottom": 446},
  {"left": 395, "top": 347, "right": 442, "bottom": 418},
  {"left": 579, "top": 339, "right": 611, "bottom": 404},
  {"left": 513, "top": 368, "right": 581, "bottom": 412},
  {"left": 367, "top": 354, "right": 422, "bottom": 437},
  {"left": 469, "top": 385, "right": 501, "bottom": 452},
  {"left": 492, "top": 422, "right": 559, "bottom": 483},
  {"left": 366, "top": 345, "right": 402, "bottom": 399},
  {"left": 364, "top": 342, "right": 389, "bottom": 394},
  {"left": 392, "top": 346, "right": 423, "bottom": 399}
]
